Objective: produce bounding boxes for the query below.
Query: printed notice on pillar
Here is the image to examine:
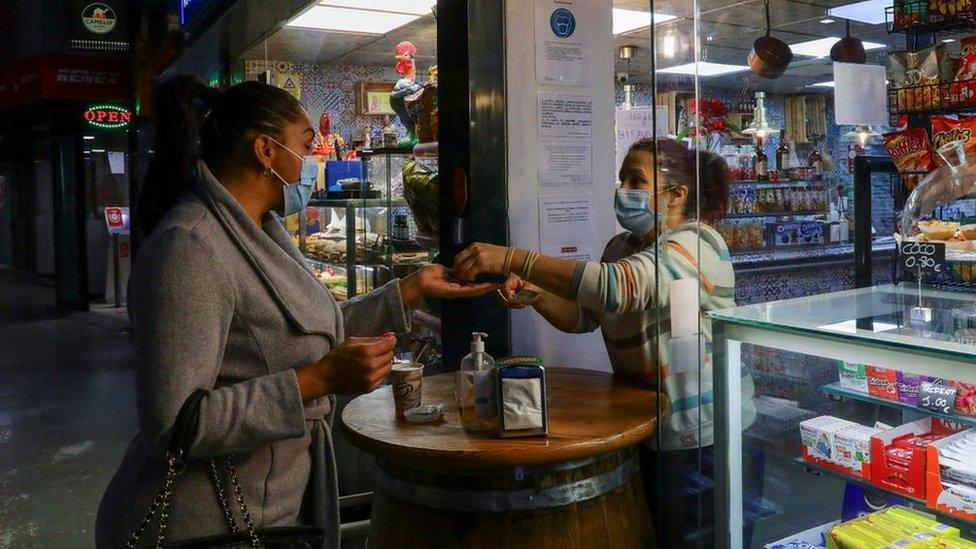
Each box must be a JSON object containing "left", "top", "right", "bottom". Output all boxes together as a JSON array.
[
  {"left": 539, "top": 93, "right": 593, "bottom": 186},
  {"left": 535, "top": 0, "right": 591, "bottom": 85},
  {"left": 538, "top": 194, "right": 595, "bottom": 245}
]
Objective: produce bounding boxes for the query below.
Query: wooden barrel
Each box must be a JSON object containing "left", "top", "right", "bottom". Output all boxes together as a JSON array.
[{"left": 367, "top": 447, "right": 653, "bottom": 548}]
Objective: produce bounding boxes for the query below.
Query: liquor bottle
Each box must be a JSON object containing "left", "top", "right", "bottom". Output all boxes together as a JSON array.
[
  {"left": 756, "top": 143, "right": 769, "bottom": 182},
  {"left": 808, "top": 142, "right": 823, "bottom": 181},
  {"left": 776, "top": 129, "right": 790, "bottom": 177}
]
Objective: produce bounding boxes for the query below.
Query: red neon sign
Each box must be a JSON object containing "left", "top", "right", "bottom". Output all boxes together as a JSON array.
[{"left": 84, "top": 105, "right": 131, "bottom": 128}]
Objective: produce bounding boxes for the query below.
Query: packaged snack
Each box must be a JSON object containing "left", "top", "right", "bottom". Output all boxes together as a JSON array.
[
  {"left": 883, "top": 128, "right": 935, "bottom": 175},
  {"left": 930, "top": 0, "right": 976, "bottom": 24},
  {"left": 949, "top": 380, "right": 976, "bottom": 415},
  {"left": 889, "top": 46, "right": 954, "bottom": 111},
  {"left": 951, "top": 37, "right": 976, "bottom": 106},
  {"left": 897, "top": 372, "right": 929, "bottom": 405},
  {"left": 894, "top": 0, "right": 927, "bottom": 27},
  {"left": 801, "top": 415, "right": 855, "bottom": 464},
  {"left": 834, "top": 424, "right": 884, "bottom": 474},
  {"left": 931, "top": 116, "right": 976, "bottom": 164},
  {"left": 838, "top": 362, "right": 869, "bottom": 393},
  {"left": 868, "top": 366, "right": 900, "bottom": 401},
  {"left": 917, "top": 220, "right": 960, "bottom": 240}
]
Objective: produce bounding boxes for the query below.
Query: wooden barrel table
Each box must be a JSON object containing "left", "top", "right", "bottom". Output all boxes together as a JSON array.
[{"left": 341, "top": 368, "right": 658, "bottom": 548}]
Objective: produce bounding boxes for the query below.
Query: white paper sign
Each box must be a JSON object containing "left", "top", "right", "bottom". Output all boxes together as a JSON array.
[
  {"left": 834, "top": 63, "right": 888, "bottom": 126},
  {"left": 540, "top": 139, "right": 593, "bottom": 186},
  {"left": 534, "top": 0, "right": 591, "bottom": 86},
  {"left": 615, "top": 107, "right": 669, "bottom": 174},
  {"left": 539, "top": 94, "right": 593, "bottom": 139},
  {"left": 538, "top": 194, "right": 595, "bottom": 244}
]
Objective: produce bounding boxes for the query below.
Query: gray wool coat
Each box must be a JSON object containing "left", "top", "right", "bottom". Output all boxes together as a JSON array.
[{"left": 95, "top": 161, "right": 409, "bottom": 548}]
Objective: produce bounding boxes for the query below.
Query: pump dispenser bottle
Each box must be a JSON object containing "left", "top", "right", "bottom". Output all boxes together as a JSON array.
[{"left": 456, "top": 332, "right": 497, "bottom": 432}]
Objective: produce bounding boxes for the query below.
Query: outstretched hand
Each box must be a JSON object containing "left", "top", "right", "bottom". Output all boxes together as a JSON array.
[
  {"left": 453, "top": 242, "right": 509, "bottom": 282},
  {"left": 400, "top": 263, "right": 498, "bottom": 305}
]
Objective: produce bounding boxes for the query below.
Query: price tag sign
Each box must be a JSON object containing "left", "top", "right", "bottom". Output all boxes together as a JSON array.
[
  {"left": 917, "top": 382, "right": 957, "bottom": 415},
  {"left": 901, "top": 241, "right": 946, "bottom": 279}
]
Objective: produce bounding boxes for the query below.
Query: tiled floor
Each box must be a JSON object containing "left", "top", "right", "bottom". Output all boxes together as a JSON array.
[{"left": 0, "top": 270, "right": 136, "bottom": 548}]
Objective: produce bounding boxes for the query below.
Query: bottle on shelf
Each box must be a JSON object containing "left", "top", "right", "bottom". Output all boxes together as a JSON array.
[
  {"left": 456, "top": 332, "right": 497, "bottom": 433},
  {"left": 808, "top": 139, "right": 824, "bottom": 181},
  {"left": 739, "top": 145, "right": 756, "bottom": 181},
  {"left": 776, "top": 129, "right": 790, "bottom": 178},
  {"left": 756, "top": 142, "right": 769, "bottom": 182}
]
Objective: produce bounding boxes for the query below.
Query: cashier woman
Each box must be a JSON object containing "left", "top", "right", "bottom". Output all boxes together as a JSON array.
[
  {"left": 454, "top": 138, "right": 760, "bottom": 545},
  {"left": 95, "top": 75, "right": 494, "bottom": 548}
]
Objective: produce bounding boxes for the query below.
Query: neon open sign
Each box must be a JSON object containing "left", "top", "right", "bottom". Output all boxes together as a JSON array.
[{"left": 84, "top": 105, "right": 131, "bottom": 129}]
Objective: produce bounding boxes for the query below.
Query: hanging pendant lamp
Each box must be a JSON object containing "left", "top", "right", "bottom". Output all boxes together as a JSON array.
[{"left": 748, "top": 0, "right": 793, "bottom": 79}]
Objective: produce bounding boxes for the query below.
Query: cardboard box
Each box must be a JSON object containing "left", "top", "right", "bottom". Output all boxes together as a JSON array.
[
  {"left": 834, "top": 424, "right": 884, "bottom": 479},
  {"left": 801, "top": 416, "right": 857, "bottom": 473},
  {"left": 926, "top": 429, "right": 976, "bottom": 521},
  {"left": 838, "top": 362, "right": 868, "bottom": 393},
  {"left": 870, "top": 418, "right": 962, "bottom": 500}
]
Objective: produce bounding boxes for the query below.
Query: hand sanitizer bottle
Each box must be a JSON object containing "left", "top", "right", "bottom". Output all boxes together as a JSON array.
[{"left": 456, "top": 332, "right": 497, "bottom": 432}]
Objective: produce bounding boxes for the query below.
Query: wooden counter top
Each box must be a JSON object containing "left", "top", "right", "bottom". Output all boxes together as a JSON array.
[{"left": 340, "top": 368, "right": 658, "bottom": 470}]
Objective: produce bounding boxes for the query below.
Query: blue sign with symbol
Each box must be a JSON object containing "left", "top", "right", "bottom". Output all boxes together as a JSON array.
[{"left": 550, "top": 8, "right": 576, "bottom": 38}]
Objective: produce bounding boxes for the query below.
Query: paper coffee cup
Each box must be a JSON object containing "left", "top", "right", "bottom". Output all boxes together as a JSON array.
[{"left": 389, "top": 362, "right": 424, "bottom": 414}]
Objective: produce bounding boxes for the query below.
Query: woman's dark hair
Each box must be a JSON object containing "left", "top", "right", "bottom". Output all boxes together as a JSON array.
[
  {"left": 137, "top": 74, "right": 306, "bottom": 234},
  {"left": 626, "top": 138, "right": 730, "bottom": 222}
]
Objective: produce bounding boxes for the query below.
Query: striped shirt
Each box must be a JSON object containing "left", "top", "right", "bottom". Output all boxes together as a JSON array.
[{"left": 569, "top": 222, "right": 756, "bottom": 450}]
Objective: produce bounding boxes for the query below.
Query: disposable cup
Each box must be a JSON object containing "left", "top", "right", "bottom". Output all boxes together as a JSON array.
[{"left": 389, "top": 362, "right": 424, "bottom": 414}]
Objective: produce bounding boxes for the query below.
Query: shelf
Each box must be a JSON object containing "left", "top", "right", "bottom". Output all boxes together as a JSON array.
[
  {"left": 886, "top": 3, "right": 976, "bottom": 38},
  {"left": 308, "top": 198, "right": 407, "bottom": 208},
  {"left": 723, "top": 210, "right": 829, "bottom": 219},
  {"left": 730, "top": 180, "right": 821, "bottom": 187},
  {"left": 794, "top": 456, "right": 926, "bottom": 505},
  {"left": 357, "top": 146, "right": 414, "bottom": 156},
  {"left": 886, "top": 77, "right": 976, "bottom": 116},
  {"left": 820, "top": 382, "right": 976, "bottom": 428}
]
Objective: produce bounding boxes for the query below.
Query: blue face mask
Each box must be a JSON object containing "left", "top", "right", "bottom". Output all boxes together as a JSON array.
[
  {"left": 615, "top": 189, "right": 660, "bottom": 237},
  {"left": 269, "top": 137, "right": 316, "bottom": 216}
]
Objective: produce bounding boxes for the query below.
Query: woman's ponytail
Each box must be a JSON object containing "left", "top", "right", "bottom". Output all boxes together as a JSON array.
[{"left": 136, "top": 74, "right": 212, "bottom": 235}]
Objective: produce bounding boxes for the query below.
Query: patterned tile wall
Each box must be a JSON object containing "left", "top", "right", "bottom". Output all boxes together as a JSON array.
[{"left": 243, "top": 59, "right": 408, "bottom": 143}]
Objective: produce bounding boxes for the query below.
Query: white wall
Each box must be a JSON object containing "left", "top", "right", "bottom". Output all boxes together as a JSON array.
[{"left": 505, "top": 0, "right": 617, "bottom": 371}]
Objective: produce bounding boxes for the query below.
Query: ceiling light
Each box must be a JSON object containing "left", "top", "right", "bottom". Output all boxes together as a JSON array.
[
  {"left": 742, "top": 91, "right": 778, "bottom": 139},
  {"left": 943, "top": 38, "right": 957, "bottom": 43},
  {"left": 319, "top": 0, "right": 434, "bottom": 16},
  {"left": 810, "top": 81, "right": 835, "bottom": 87},
  {"left": 845, "top": 124, "right": 881, "bottom": 146},
  {"left": 612, "top": 8, "right": 678, "bottom": 35},
  {"left": 790, "top": 37, "right": 885, "bottom": 57},
  {"left": 83, "top": 135, "right": 95, "bottom": 140},
  {"left": 286, "top": 5, "right": 419, "bottom": 34},
  {"left": 827, "top": 0, "right": 890, "bottom": 25},
  {"left": 91, "top": 149, "right": 106, "bottom": 153},
  {"left": 657, "top": 62, "right": 750, "bottom": 77},
  {"left": 820, "top": 17, "right": 836, "bottom": 24}
]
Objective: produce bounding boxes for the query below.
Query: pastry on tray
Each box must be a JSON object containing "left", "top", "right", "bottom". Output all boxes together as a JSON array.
[
  {"left": 960, "top": 224, "right": 976, "bottom": 240},
  {"left": 917, "top": 220, "right": 960, "bottom": 241}
]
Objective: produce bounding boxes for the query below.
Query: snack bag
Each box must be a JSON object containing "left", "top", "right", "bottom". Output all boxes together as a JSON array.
[
  {"left": 930, "top": 0, "right": 976, "bottom": 23},
  {"left": 883, "top": 128, "right": 935, "bottom": 177},
  {"left": 895, "top": 0, "right": 927, "bottom": 27},
  {"left": 931, "top": 115, "right": 976, "bottom": 164},
  {"left": 951, "top": 36, "right": 976, "bottom": 106},
  {"left": 890, "top": 46, "right": 954, "bottom": 111}
]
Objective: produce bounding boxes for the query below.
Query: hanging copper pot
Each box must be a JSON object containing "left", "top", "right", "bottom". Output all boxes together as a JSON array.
[
  {"left": 830, "top": 20, "right": 866, "bottom": 64},
  {"left": 748, "top": 0, "right": 793, "bottom": 79}
]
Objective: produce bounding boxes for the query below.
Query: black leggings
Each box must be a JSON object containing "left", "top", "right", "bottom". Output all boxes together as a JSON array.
[{"left": 641, "top": 445, "right": 764, "bottom": 548}]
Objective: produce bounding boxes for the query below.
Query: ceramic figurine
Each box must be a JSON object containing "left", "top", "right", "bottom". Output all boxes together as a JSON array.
[{"left": 390, "top": 41, "right": 422, "bottom": 147}]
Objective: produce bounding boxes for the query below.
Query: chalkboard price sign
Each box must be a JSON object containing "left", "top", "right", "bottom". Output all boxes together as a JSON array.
[
  {"left": 900, "top": 241, "right": 946, "bottom": 279},
  {"left": 917, "top": 382, "right": 957, "bottom": 415}
]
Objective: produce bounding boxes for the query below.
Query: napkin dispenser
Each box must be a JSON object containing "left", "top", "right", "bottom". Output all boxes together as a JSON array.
[{"left": 495, "top": 356, "right": 548, "bottom": 438}]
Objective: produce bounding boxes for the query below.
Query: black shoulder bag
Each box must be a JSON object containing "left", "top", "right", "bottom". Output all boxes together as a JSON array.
[{"left": 126, "top": 389, "right": 325, "bottom": 549}]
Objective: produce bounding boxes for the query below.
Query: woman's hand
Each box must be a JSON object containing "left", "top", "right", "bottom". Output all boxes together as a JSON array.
[
  {"left": 498, "top": 275, "right": 543, "bottom": 309},
  {"left": 453, "top": 243, "right": 509, "bottom": 282},
  {"left": 399, "top": 263, "right": 498, "bottom": 305},
  {"left": 297, "top": 334, "right": 397, "bottom": 402}
]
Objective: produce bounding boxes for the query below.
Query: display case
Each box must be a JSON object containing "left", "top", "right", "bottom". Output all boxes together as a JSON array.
[
  {"left": 711, "top": 284, "right": 976, "bottom": 548},
  {"left": 288, "top": 146, "right": 443, "bottom": 369}
]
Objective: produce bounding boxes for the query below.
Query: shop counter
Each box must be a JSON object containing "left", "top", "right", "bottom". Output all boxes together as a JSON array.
[
  {"left": 711, "top": 284, "right": 976, "bottom": 548},
  {"left": 341, "top": 368, "right": 657, "bottom": 548}
]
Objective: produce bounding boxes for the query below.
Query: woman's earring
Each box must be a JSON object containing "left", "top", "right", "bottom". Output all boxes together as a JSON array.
[{"left": 262, "top": 167, "right": 272, "bottom": 177}]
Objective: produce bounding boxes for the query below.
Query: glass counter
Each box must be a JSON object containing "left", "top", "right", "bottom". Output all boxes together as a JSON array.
[{"left": 710, "top": 284, "right": 976, "bottom": 548}]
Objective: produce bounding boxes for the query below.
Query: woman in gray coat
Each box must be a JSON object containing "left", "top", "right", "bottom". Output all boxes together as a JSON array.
[{"left": 95, "top": 75, "right": 493, "bottom": 548}]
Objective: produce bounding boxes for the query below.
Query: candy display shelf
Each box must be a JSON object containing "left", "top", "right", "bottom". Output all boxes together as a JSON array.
[
  {"left": 820, "top": 382, "right": 976, "bottom": 429},
  {"left": 886, "top": 2, "right": 976, "bottom": 39},
  {"left": 724, "top": 209, "right": 829, "bottom": 219}
]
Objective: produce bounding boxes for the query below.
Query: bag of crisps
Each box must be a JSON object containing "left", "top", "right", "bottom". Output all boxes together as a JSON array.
[
  {"left": 931, "top": 115, "right": 976, "bottom": 164},
  {"left": 884, "top": 127, "right": 935, "bottom": 174},
  {"left": 930, "top": 0, "right": 976, "bottom": 23},
  {"left": 951, "top": 36, "right": 976, "bottom": 106}
]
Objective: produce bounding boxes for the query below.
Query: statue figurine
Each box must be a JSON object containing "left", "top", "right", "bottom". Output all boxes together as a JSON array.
[{"left": 390, "top": 41, "right": 422, "bottom": 147}]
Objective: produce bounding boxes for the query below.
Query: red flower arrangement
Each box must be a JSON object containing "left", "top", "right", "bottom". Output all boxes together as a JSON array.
[{"left": 686, "top": 98, "right": 731, "bottom": 137}]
